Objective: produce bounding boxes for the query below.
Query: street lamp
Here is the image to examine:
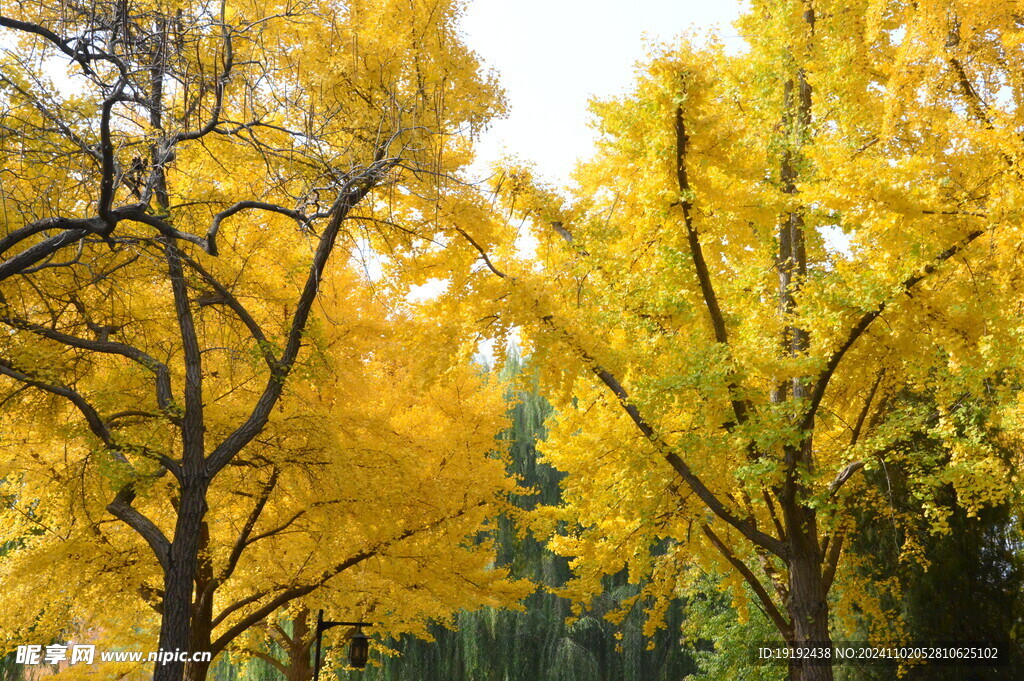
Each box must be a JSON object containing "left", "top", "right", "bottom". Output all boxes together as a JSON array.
[{"left": 313, "top": 610, "right": 372, "bottom": 679}]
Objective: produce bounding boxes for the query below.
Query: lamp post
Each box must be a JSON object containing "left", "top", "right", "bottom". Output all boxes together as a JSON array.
[{"left": 313, "top": 610, "right": 372, "bottom": 679}]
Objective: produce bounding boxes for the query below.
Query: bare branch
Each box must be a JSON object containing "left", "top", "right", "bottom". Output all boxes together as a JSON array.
[
  {"left": 243, "top": 510, "right": 305, "bottom": 549},
  {"left": 0, "top": 15, "right": 112, "bottom": 75},
  {"left": 172, "top": 20, "right": 233, "bottom": 144},
  {"left": 205, "top": 201, "right": 309, "bottom": 257},
  {"left": 827, "top": 461, "right": 865, "bottom": 499}
]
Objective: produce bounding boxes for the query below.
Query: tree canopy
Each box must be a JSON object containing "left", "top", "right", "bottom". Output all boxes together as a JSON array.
[
  {"left": 439, "top": 1, "right": 1024, "bottom": 679},
  {"left": 3, "top": 1, "right": 1024, "bottom": 681},
  {"left": 0, "top": 0, "right": 523, "bottom": 680}
]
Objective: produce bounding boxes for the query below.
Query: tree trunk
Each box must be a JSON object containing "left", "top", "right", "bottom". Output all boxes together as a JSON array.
[
  {"left": 776, "top": 6, "right": 827, "bottom": 676},
  {"left": 779, "top": 434, "right": 833, "bottom": 681},
  {"left": 786, "top": 510, "right": 834, "bottom": 681},
  {"left": 183, "top": 522, "right": 216, "bottom": 681},
  {"left": 283, "top": 611, "right": 314, "bottom": 681},
  {"left": 183, "top": 655, "right": 213, "bottom": 681},
  {"left": 154, "top": 482, "right": 209, "bottom": 681}
]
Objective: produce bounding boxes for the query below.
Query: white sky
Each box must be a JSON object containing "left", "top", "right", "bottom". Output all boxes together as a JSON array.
[{"left": 459, "top": 0, "right": 746, "bottom": 186}]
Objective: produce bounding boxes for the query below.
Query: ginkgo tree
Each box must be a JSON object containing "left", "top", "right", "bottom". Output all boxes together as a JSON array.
[
  {"left": 439, "top": 1, "right": 1024, "bottom": 680},
  {"left": 0, "top": 1, "right": 518, "bottom": 680},
  {"left": 0, "top": 263, "right": 529, "bottom": 681}
]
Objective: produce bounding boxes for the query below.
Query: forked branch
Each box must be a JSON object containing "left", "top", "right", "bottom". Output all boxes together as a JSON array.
[{"left": 802, "top": 228, "right": 985, "bottom": 431}]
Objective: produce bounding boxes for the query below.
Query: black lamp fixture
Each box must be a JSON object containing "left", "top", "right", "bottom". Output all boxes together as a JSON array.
[{"left": 313, "top": 609, "right": 373, "bottom": 679}]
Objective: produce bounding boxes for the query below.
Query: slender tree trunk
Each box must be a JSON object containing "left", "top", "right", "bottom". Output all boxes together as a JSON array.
[{"left": 783, "top": 467, "right": 833, "bottom": 681}]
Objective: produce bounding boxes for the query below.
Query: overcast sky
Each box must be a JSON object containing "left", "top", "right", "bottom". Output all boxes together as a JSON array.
[{"left": 459, "top": 0, "right": 746, "bottom": 186}]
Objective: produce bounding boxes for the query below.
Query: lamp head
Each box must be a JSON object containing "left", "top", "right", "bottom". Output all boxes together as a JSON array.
[{"left": 348, "top": 626, "right": 369, "bottom": 669}]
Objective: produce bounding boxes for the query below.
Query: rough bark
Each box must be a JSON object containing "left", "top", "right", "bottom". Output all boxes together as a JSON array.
[
  {"left": 282, "top": 610, "right": 315, "bottom": 681},
  {"left": 156, "top": 482, "right": 210, "bottom": 681},
  {"left": 183, "top": 522, "right": 215, "bottom": 681}
]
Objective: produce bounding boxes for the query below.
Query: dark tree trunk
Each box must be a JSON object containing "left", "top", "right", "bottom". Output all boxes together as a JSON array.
[
  {"left": 183, "top": 522, "right": 216, "bottom": 681},
  {"left": 283, "top": 611, "right": 314, "bottom": 681},
  {"left": 784, "top": 499, "right": 834, "bottom": 681},
  {"left": 154, "top": 482, "right": 209, "bottom": 681},
  {"left": 775, "top": 6, "right": 830, "bottom": 677}
]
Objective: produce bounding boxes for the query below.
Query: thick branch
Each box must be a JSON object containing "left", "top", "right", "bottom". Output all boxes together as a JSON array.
[
  {"left": 586, "top": 356, "right": 786, "bottom": 558},
  {"left": 218, "top": 468, "right": 280, "bottom": 585},
  {"left": 827, "top": 461, "right": 864, "bottom": 499},
  {"left": 164, "top": 240, "right": 205, "bottom": 469},
  {"left": 0, "top": 204, "right": 189, "bottom": 282},
  {"left": 450, "top": 228, "right": 786, "bottom": 558},
  {"left": 675, "top": 106, "right": 730, "bottom": 350},
  {"left": 0, "top": 315, "right": 174, "bottom": 413},
  {"left": 0, "top": 227, "right": 91, "bottom": 281},
  {"left": 0, "top": 15, "right": 113, "bottom": 75},
  {"left": 178, "top": 251, "right": 276, "bottom": 369},
  {"left": 0, "top": 358, "right": 174, "bottom": 570},
  {"left": 107, "top": 488, "right": 172, "bottom": 573},
  {"left": 821, "top": 530, "right": 844, "bottom": 593},
  {"left": 703, "top": 524, "right": 791, "bottom": 640},
  {"left": 209, "top": 500, "right": 480, "bottom": 655},
  {"left": 946, "top": 51, "right": 1018, "bottom": 175},
  {"left": 205, "top": 201, "right": 309, "bottom": 257},
  {"left": 98, "top": 85, "right": 129, "bottom": 224},
  {"left": 248, "top": 650, "right": 288, "bottom": 675},
  {"left": 0, "top": 357, "right": 114, "bottom": 447}
]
